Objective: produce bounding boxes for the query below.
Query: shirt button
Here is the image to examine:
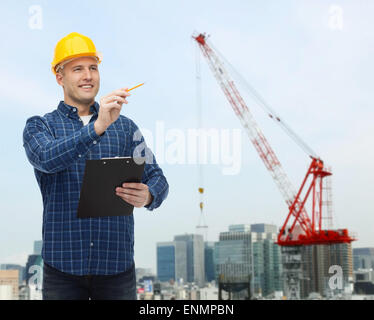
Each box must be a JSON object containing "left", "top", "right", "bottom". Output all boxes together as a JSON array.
[
  {"left": 79, "top": 118, "right": 82, "bottom": 122},
  {"left": 78, "top": 154, "right": 82, "bottom": 158},
  {"left": 90, "top": 242, "right": 94, "bottom": 247},
  {"left": 73, "top": 108, "right": 77, "bottom": 112},
  {"left": 93, "top": 140, "right": 97, "bottom": 144}
]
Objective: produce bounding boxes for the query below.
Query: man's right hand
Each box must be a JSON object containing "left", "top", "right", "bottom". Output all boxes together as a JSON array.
[{"left": 94, "top": 88, "right": 131, "bottom": 135}]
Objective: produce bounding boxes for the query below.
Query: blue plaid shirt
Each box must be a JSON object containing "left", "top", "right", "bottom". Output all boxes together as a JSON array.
[{"left": 23, "top": 101, "right": 169, "bottom": 276}]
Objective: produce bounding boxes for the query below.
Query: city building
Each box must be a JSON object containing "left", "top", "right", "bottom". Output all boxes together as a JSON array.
[
  {"left": 156, "top": 241, "right": 187, "bottom": 283},
  {"left": 228, "top": 224, "right": 251, "bottom": 233},
  {"left": 24, "top": 252, "right": 43, "bottom": 300},
  {"left": 263, "top": 232, "right": 283, "bottom": 295},
  {"left": 354, "top": 269, "right": 374, "bottom": 283},
  {"left": 138, "top": 280, "right": 208, "bottom": 300},
  {"left": 353, "top": 248, "right": 374, "bottom": 271},
  {"left": 352, "top": 248, "right": 374, "bottom": 295},
  {"left": 250, "top": 224, "right": 277, "bottom": 234},
  {"left": 354, "top": 269, "right": 374, "bottom": 295},
  {"left": 0, "top": 264, "right": 25, "bottom": 285},
  {"left": 33, "top": 240, "right": 43, "bottom": 255},
  {"left": 18, "top": 285, "right": 30, "bottom": 300},
  {"left": 136, "top": 267, "right": 154, "bottom": 282},
  {"left": 214, "top": 223, "right": 283, "bottom": 299},
  {"left": 25, "top": 254, "right": 43, "bottom": 286},
  {"left": 204, "top": 242, "right": 215, "bottom": 282},
  {"left": 156, "top": 234, "right": 205, "bottom": 287},
  {"left": 0, "top": 270, "right": 19, "bottom": 300},
  {"left": 157, "top": 242, "right": 176, "bottom": 282},
  {"left": 174, "top": 234, "right": 205, "bottom": 287},
  {"left": 200, "top": 283, "right": 219, "bottom": 300},
  {"left": 301, "top": 243, "right": 354, "bottom": 298}
]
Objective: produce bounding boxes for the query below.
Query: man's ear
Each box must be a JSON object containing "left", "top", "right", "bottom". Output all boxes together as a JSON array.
[{"left": 56, "top": 72, "right": 64, "bottom": 87}]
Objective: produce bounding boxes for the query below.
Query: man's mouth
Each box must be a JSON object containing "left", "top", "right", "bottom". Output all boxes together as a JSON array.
[{"left": 79, "top": 84, "right": 94, "bottom": 90}]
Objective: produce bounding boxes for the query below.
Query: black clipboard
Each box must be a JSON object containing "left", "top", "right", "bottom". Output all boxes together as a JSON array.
[{"left": 77, "top": 157, "right": 145, "bottom": 218}]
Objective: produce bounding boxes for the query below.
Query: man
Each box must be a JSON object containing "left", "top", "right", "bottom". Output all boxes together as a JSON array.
[{"left": 23, "top": 32, "right": 169, "bottom": 300}]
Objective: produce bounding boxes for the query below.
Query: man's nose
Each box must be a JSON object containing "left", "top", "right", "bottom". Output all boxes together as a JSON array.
[{"left": 82, "top": 68, "right": 93, "bottom": 80}]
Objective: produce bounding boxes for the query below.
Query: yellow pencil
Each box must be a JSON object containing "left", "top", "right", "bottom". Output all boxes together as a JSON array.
[{"left": 127, "top": 83, "right": 144, "bottom": 92}]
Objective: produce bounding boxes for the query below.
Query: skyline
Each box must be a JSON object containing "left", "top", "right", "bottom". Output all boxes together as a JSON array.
[
  {"left": 1, "top": 0, "right": 373, "bottom": 274},
  {"left": 3, "top": 223, "right": 374, "bottom": 274}
]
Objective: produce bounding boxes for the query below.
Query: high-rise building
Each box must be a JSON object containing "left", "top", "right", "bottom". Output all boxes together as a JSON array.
[
  {"left": 157, "top": 242, "right": 176, "bottom": 282},
  {"left": 354, "top": 268, "right": 374, "bottom": 295},
  {"left": 0, "top": 264, "right": 25, "bottom": 285},
  {"left": 174, "top": 234, "right": 205, "bottom": 287},
  {"left": 204, "top": 242, "right": 215, "bottom": 282},
  {"left": 156, "top": 241, "right": 187, "bottom": 283},
  {"left": 250, "top": 224, "right": 277, "bottom": 234},
  {"left": 174, "top": 241, "right": 188, "bottom": 283},
  {"left": 228, "top": 224, "right": 251, "bottom": 233},
  {"left": 214, "top": 223, "right": 283, "bottom": 298},
  {"left": 301, "top": 243, "right": 353, "bottom": 298},
  {"left": 353, "top": 248, "right": 374, "bottom": 271},
  {"left": 263, "top": 232, "right": 283, "bottom": 294},
  {"left": 33, "top": 240, "right": 43, "bottom": 255},
  {"left": 0, "top": 270, "right": 19, "bottom": 300},
  {"left": 25, "top": 254, "right": 43, "bottom": 287}
]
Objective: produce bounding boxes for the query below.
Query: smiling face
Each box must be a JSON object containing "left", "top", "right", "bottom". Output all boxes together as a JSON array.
[{"left": 56, "top": 56, "right": 100, "bottom": 107}]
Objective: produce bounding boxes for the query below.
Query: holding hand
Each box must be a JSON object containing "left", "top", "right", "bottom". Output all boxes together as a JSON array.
[
  {"left": 94, "top": 88, "right": 131, "bottom": 135},
  {"left": 115, "top": 183, "right": 153, "bottom": 208}
]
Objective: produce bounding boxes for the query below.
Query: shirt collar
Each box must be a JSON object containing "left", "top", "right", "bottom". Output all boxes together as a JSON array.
[{"left": 58, "top": 101, "right": 100, "bottom": 118}]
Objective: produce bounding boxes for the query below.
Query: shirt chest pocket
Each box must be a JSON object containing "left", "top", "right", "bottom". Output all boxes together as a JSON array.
[{"left": 96, "top": 129, "right": 129, "bottom": 158}]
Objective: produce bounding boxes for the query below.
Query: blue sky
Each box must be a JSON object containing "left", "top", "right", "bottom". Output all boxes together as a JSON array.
[{"left": 0, "top": 0, "right": 373, "bottom": 273}]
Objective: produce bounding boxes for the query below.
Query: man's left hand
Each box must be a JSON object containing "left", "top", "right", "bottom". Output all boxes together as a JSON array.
[{"left": 115, "top": 183, "right": 153, "bottom": 208}]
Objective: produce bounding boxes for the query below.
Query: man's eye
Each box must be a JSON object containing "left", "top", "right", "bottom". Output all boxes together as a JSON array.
[
  {"left": 90, "top": 66, "right": 97, "bottom": 71},
  {"left": 74, "top": 68, "right": 81, "bottom": 72}
]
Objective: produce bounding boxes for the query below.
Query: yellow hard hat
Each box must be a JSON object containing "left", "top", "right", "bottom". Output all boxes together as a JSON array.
[{"left": 51, "top": 32, "right": 102, "bottom": 74}]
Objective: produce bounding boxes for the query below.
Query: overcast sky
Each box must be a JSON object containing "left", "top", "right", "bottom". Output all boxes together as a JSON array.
[{"left": 0, "top": 0, "right": 373, "bottom": 273}]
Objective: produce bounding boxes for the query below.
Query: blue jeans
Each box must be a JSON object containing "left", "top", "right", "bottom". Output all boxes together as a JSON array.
[{"left": 42, "top": 262, "right": 137, "bottom": 300}]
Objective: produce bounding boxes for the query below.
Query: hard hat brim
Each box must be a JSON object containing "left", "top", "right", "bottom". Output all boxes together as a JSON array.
[{"left": 52, "top": 52, "right": 102, "bottom": 75}]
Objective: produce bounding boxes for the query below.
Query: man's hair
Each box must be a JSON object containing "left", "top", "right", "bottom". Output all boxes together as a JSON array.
[
  {"left": 56, "top": 67, "right": 65, "bottom": 76},
  {"left": 55, "top": 56, "right": 100, "bottom": 75}
]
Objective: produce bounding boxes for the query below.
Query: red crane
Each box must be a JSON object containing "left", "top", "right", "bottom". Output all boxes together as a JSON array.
[{"left": 193, "top": 32, "right": 355, "bottom": 247}]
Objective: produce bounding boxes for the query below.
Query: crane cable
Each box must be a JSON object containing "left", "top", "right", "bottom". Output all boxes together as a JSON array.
[{"left": 195, "top": 39, "right": 208, "bottom": 240}]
